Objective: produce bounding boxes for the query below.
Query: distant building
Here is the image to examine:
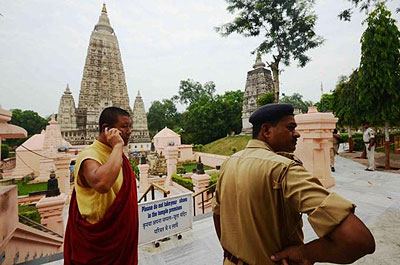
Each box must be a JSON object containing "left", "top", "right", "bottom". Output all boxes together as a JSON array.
[
  {"left": 57, "top": 4, "right": 150, "bottom": 151},
  {"left": 153, "top": 127, "right": 193, "bottom": 162},
  {"left": 241, "top": 53, "right": 274, "bottom": 135}
]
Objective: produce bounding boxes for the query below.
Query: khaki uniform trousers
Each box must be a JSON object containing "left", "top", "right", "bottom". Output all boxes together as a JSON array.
[
  {"left": 365, "top": 143, "right": 375, "bottom": 170},
  {"left": 330, "top": 144, "right": 339, "bottom": 167}
]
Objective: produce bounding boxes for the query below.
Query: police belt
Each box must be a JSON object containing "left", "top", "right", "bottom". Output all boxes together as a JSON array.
[
  {"left": 224, "top": 249, "right": 249, "bottom": 265},
  {"left": 364, "top": 141, "right": 370, "bottom": 144}
]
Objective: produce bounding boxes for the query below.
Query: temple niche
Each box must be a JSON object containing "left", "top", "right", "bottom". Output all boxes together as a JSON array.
[{"left": 241, "top": 53, "right": 274, "bottom": 135}]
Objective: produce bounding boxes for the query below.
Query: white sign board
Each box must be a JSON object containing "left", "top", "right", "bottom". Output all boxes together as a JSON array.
[{"left": 138, "top": 192, "right": 193, "bottom": 245}]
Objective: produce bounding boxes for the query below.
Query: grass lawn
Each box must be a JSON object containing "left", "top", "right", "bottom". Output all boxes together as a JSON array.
[
  {"left": 17, "top": 180, "right": 47, "bottom": 196},
  {"left": 202, "top": 135, "right": 251, "bottom": 156},
  {"left": 183, "top": 163, "right": 212, "bottom": 172}
]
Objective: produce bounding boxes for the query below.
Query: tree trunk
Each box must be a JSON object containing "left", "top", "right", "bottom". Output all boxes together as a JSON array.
[
  {"left": 270, "top": 62, "right": 280, "bottom": 103},
  {"left": 347, "top": 126, "right": 354, "bottom": 153},
  {"left": 385, "top": 121, "right": 390, "bottom": 170}
]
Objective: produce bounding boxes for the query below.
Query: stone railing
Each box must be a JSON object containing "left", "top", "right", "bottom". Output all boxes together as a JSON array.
[
  {"left": 1, "top": 157, "right": 16, "bottom": 171},
  {"left": 0, "top": 186, "right": 64, "bottom": 264},
  {"left": 193, "top": 152, "right": 228, "bottom": 168}
]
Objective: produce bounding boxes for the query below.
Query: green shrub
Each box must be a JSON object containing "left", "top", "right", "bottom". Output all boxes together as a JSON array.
[
  {"left": 1, "top": 143, "right": 10, "bottom": 160},
  {"left": 172, "top": 174, "right": 194, "bottom": 191},
  {"left": 177, "top": 165, "right": 186, "bottom": 174},
  {"left": 18, "top": 205, "right": 41, "bottom": 224}
]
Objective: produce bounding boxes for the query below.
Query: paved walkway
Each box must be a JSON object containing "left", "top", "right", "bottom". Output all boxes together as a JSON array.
[{"left": 47, "top": 155, "right": 400, "bottom": 264}]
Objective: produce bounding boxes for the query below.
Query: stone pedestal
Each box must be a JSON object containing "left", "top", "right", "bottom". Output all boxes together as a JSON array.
[
  {"left": 54, "top": 155, "right": 71, "bottom": 196},
  {"left": 138, "top": 163, "right": 150, "bottom": 193},
  {"left": 164, "top": 145, "right": 179, "bottom": 186},
  {"left": 36, "top": 194, "right": 67, "bottom": 236},
  {"left": 294, "top": 106, "right": 338, "bottom": 188},
  {"left": 192, "top": 173, "right": 211, "bottom": 214}
]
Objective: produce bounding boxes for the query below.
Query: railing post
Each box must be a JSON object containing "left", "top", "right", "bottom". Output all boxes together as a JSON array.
[
  {"left": 151, "top": 185, "right": 155, "bottom": 200},
  {"left": 201, "top": 192, "right": 205, "bottom": 214},
  {"left": 193, "top": 197, "right": 196, "bottom": 216}
]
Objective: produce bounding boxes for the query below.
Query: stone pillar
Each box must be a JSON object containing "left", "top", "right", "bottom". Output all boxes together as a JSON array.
[
  {"left": 54, "top": 155, "right": 71, "bottom": 196},
  {"left": 36, "top": 158, "right": 54, "bottom": 182},
  {"left": 191, "top": 172, "right": 211, "bottom": 214},
  {"left": 164, "top": 144, "right": 179, "bottom": 186},
  {"left": 294, "top": 106, "right": 338, "bottom": 188},
  {"left": 138, "top": 163, "right": 150, "bottom": 193},
  {"left": 36, "top": 194, "right": 67, "bottom": 236},
  {"left": 0, "top": 186, "right": 18, "bottom": 246}
]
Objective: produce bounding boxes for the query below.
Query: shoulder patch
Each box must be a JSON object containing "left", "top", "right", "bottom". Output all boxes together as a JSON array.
[{"left": 276, "top": 152, "right": 303, "bottom": 166}]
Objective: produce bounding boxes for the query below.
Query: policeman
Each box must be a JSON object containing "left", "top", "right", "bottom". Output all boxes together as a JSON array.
[
  {"left": 330, "top": 128, "right": 340, "bottom": 172},
  {"left": 212, "top": 103, "right": 375, "bottom": 265},
  {"left": 363, "top": 122, "right": 376, "bottom": 171}
]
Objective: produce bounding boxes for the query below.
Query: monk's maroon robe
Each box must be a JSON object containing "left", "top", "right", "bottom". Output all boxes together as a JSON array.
[{"left": 64, "top": 155, "right": 138, "bottom": 265}]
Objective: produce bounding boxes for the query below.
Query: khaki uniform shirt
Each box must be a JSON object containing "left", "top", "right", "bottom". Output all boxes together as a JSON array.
[
  {"left": 212, "top": 139, "right": 355, "bottom": 265},
  {"left": 363, "top": 127, "right": 375, "bottom": 143}
]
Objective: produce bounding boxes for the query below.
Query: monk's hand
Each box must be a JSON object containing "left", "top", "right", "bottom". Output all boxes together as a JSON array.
[
  {"left": 105, "top": 128, "right": 124, "bottom": 148},
  {"left": 271, "top": 244, "right": 313, "bottom": 265}
]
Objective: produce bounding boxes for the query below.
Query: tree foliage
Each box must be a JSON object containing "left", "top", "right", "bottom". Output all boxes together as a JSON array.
[
  {"left": 182, "top": 90, "right": 243, "bottom": 144},
  {"left": 175, "top": 79, "right": 216, "bottom": 105},
  {"left": 217, "top": 0, "right": 324, "bottom": 101},
  {"left": 332, "top": 71, "right": 364, "bottom": 127},
  {"left": 357, "top": 3, "right": 400, "bottom": 125},
  {"left": 1, "top": 143, "right": 10, "bottom": 160},
  {"left": 5, "top": 109, "right": 48, "bottom": 147},
  {"left": 280, "top": 93, "right": 313, "bottom": 113},
  {"left": 339, "top": 0, "right": 399, "bottom": 21},
  {"left": 9, "top": 109, "right": 48, "bottom": 135},
  {"left": 147, "top": 99, "right": 181, "bottom": 136},
  {"left": 316, "top": 93, "right": 334, "bottom": 112},
  {"left": 257, "top": 92, "right": 275, "bottom": 106}
]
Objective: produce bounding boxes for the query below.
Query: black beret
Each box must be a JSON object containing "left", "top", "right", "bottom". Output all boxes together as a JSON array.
[{"left": 249, "top": 103, "right": 294, "bottom": 125}]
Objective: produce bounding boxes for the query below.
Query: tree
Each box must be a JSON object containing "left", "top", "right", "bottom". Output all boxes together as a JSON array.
[
  {"left": 9, "top": 109, "right": 48, "bottom": 135},
  {"left": 147, "top": 99, "right": 181, "bottom": 136},
  {"left": 257, "top": 92, "right": 275, "bottom": 106},
  {"left": 316, "top": 94, "right": 334, "bottom": 112},
  {"left": 217, "top": 0, "right": 324, "bottom": 102},
  {"left": 182, "top": 90, "right": 243, "bottom": 144},
  {"left": 339, "top": 0, "right": 399, "bottom": 21},
  {"left": 176, "top": 79, "right": 216, "bottom": 105},
  {"left": 280, "top": 93, "right": 313, "bottom": 113},
  {"left": 357, "top": 3, "right": 400, "bottom": 169},
  {"left": 6, "top": 109, "right": 48, "bottom": 147},
  {"left": 332, "top": 71, "right": 363, "bottom": 152}
]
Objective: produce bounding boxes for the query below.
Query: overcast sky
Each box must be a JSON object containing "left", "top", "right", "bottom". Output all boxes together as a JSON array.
[{"left": 0, "top": 0, "right": 399, "bottom": 117}]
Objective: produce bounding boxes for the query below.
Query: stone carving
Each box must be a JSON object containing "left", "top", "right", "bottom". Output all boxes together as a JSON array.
[{"left": 241, "top": 53, "right": 274, "bottom": 135}]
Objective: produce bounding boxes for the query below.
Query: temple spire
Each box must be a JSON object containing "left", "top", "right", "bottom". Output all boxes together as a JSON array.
[
  {"left": 253, "top": 52, "right": 266, "bottom": 69},
  {"left": 64, "top": 84, "right": 71, "bottom": 94},
  {"left": 137, "top": 90, "right": 141, "bottom": 97},
  {"left": 95, "top": 3, "right": 113, "bottom": 34}
]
